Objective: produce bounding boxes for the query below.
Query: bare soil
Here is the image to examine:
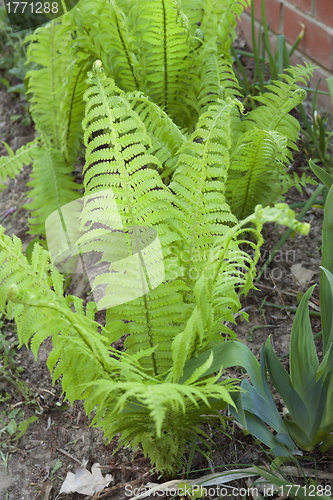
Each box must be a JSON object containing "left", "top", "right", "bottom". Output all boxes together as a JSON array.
[{"left": 1, "top": 47, "right": 333, "bottom": 500}]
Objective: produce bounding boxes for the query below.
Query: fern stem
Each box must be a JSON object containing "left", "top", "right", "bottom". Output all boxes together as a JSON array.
[
  {"left": 162, "top": 0, "right": 168, "bottom": 112},
  {"left": 60, "top": 0, "right": 67, "bottom": 13},
  {"left": 64, "top": 59, "right": 86, "bottom": 149},
  {"left": 142, "top": 294, "right": 158, "bottom": 376},
  {"left": 115, "top": 14, "right": 139, "bottom": 89},
  {"left": 238, "top": 138, "right": 262, "bottom": 221}
]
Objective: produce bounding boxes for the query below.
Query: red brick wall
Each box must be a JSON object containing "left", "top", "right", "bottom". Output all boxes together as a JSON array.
[{"left": 240, "top": 0, "right": 333, "bottom": 111}]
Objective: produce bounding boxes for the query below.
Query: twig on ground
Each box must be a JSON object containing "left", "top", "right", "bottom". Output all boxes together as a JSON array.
[{"left": 56, "top": 447, "right": 82, "bottom": 465}]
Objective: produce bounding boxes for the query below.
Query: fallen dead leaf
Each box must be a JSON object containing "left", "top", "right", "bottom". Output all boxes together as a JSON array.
[
  {"left": 290, "top": 263, "right": 315, "bottom": 288},
  {"left": 59, "top": 463, "right": 113, "bottom": 496}
]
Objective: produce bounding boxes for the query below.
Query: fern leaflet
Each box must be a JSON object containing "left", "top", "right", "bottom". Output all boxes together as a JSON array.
[{"left": 0, "top": 139, "right": 39, "bottom": 190}]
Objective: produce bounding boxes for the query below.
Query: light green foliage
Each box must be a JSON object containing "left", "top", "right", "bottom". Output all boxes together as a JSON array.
[
  {"left": 0, "top": 0, "right": 315, "bottom": 234},
  {"left": 0, "top": 225, "right": 239, "bottom": 474},
  {"left": 79, "top": 63, "right": 303, "bottom": 380},
  {"left": 226, "top": 65, "right": 314, "bottom": 219},
  {"left": 244, "top": 66, "right": 312, "bottom": 156},
  {"left": 0, "top": 0, "right": 317, "bottom": 475},
  {"left": 0, "top": 200, "right": 310, "bottom": 474},
  {"left": 229, "top": 174, "right": 333, "bottom": 455},
  {"left": 127, "top": 91, "right": 187, "bottom": 180},
  {"left": 0, "top": 140, "right": 39, "bottom": 189}
]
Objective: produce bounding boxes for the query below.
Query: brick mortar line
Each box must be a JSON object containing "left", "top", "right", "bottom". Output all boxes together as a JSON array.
[
  {"left": 281, "top": 0, "right": 333, "bottom": 35},
  {"left": 241, "top": 11, "right": 333, "bottom": 78}
]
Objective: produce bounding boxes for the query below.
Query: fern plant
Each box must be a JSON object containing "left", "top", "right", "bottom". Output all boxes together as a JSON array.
[
  {"left": 0, "top": 0, "right": 314, "bottom": 234},
  {"left": 0, "top": 0, "right": 315, "bottom": 475},
  {"left": 225, "top": 66, "right": 314, "bottom": 219},
  {"left": 0, "top": 199, "right": 309, "bottom": 474},
  {"left": 0, "top": 59, "right": 311, "bottom": 471}
]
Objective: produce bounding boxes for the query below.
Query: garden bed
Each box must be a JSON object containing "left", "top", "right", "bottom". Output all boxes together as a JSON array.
[{"left": 0, "top": 23, "right": 333, "bottom": 500}]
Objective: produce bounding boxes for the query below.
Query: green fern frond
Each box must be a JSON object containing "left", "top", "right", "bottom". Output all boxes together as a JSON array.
[
  {"left": 244, "top": 64, "right": 314, "bottom": 160},
  {"left": 169, "top": 203, "right": 310, "bottom": 382},
  {"left": 82, "top": 62, "right": 188, "bottom": 374},
  {"left": 103, "top": 0, "right": 141, "bottom": 90},
  {"left": 136, "top": 0, "right": 198, "bottom": 127},
  {"left": 280, "top": 170, "right": 316, "bottom": 194},
  {"left": 0, "top": 228, "right": 52, "bottom": 316},
  {"left": 199, "top": 0, "right": 250, "bottom": 58},
  {"left": 84, "top": 373, "right": 237, "bottom": 474},
  {"left": 212, "top": 236, "right": 262, "bottom": 319},
  {"left": 223, "top": 64, "right": 315, "bottom": 218},
  {"left": 127, "top": 91, "right": 187, "bottom": 180},
  {"left": 0, "top": 225, "right": 147, "bottom": 394},
  {"left": 226, "top": 130, "right": 284, "bottom": 219},
  {"left": 197, "top": 44, "right": 244, "bottom": 148},
  {"left": 197, "top": 45, "right": 242, "bottom": 111},
  {"left": 19, "top": 20, "right": 87, "bottom": 235},
  {"left": 169, "top": 98, "right": 237, "bottom": 285},
  {"left": 83, "top": 0, "right": 141, "bottom": 91},
  {"left": 0, "top": 139, "right": 40, "bottom": 190},
  {"left": 24, "top": 146, "right": 81, "bottom": 234},
  {"left": 89, "top": 379, "right": 235, "bottom": 437},
  {"left": 0, "top": 231, "right": 79, "bottom": 367},
  {"left": 169, "top": 245, "right": 252, "bottom": 382},
  {"left": 82, "top": 63, "right": 176, "bottom": 229},
  {"left": 60, "top": 56, "right": 91, "bottom": 165},
  {"left": 25, "top": 22, "right": 75, "bottom": 149}
]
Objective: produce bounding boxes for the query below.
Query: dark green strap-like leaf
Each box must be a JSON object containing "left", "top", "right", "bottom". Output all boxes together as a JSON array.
[
  {"left": 180, "top": 340, "right": 265, "bottom": 397},
  {"left": 308, "top": 374, "right": 330, "bottom": 444},
  {"left": 309, "top": 159, "right": 333, "bottom": 189},
  {"left": 284, "top": 419, "right": 313, "bottom": 451},
  {"left": 321, "top": 267, "right": 333, "bottom": 352},
  {"left": 239, "top": 379, "right": 293, "bottom": 444},
  {"left": 264, "top": 338, "right": 312, "bottom": 432},
  {"left": 289, "top": 285, "right": 319, "bottom": 404},
  {"left": 229, "top": 401, "right": 290, "bottom": 457},
  {"left": 259, "top": 345, "right": 294, "bottom": 450},
  {"left": 320, "top": 184, "right": 333, "bottom": 353}
]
